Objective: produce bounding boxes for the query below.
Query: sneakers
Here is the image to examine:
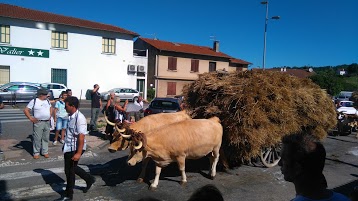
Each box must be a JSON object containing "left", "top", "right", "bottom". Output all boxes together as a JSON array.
[
  {"left": 83, "top": 175, "right": 96, "bottom": 193},
  {"left": 53, "top": 141, "right": 58, "bottom": 145},
  {"left": 33, "top": 155, "right": 40, "bottom": 159},
  {"left": 60, "top": 140, "right": 65, "bottom": 144}
]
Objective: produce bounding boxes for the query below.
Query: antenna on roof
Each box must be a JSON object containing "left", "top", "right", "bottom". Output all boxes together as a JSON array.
[{"left": 145, "top": 33, "right": 158, "bottom": 40}]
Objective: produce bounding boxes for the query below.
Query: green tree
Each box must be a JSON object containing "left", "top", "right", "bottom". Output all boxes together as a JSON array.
[{"left": 309, "top": 69, "right": 343, "bottom": 96}]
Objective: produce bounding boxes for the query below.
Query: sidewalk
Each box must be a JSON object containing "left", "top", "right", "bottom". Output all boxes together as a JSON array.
[{"left": 0, "top": 117, "right": 109, "bottom": 162}]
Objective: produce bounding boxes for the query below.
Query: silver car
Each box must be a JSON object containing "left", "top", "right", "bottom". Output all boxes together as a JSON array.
[
  {"left": 101, "top": 88, "right": 140, "bottom": 102},
  {"left": 0, "top": 82, "right": 53, "bottom": 103}
]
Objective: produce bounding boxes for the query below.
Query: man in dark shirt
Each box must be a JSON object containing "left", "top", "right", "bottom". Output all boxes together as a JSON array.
[
  {"left": 89, "top": 84, "right": 102, "bottom": 131},
  {"left": 0, "top": 95, "right": 4, "bottom": 109}
]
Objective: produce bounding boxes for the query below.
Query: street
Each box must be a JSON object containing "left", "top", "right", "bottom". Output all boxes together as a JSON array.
[{"left": 0, "top": 104, "right": 357, "bottom": 201}]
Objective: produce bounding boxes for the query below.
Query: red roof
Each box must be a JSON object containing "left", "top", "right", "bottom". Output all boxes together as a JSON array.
[
  {"left": 140, "top": 38, "right": 250, "bottom": 64},
  {"left": 230, "top": 58, "right": 251, "bottom": 65},
  {"left": 267, "top": 68, "right": 315, "bottom": 78},
  {"left": 0, "top": 3, "right": 139, "bottom": 36}
]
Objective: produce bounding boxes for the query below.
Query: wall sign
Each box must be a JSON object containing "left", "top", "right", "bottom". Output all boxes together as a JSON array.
[{"left": 0, "top": 46, "right": 49, "bottom": 58}]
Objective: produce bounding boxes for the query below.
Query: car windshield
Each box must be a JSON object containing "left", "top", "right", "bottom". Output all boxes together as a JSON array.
[
  {"left": 151, "top": 100, "right": 179, "bottom": 110},
  {"left": 341, "top": 102, "right": 354, "bottom": 107}
]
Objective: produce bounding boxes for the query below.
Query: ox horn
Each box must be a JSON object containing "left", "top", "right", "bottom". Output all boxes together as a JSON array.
[
  {"left": 134, "top": 141, "right": 143, "bottom": 150},
  {"left": 104, "top": 112, "right": 115, "bottom": 126},
  {"left": 115, "top": 126, "right": 131, "bottom": 138}
]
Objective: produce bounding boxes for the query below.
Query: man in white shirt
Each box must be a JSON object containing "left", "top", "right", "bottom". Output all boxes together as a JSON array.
[
  {"left": 58, "top": 96, "right": 95, "bottom": 201},
  {"left": 24, "top": 89, "right": 53, "bottom": 159},
  {"left": 133, "top": 96, "right": 148, "bottom": 121}
]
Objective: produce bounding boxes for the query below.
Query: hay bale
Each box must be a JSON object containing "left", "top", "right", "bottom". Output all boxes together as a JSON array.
[{"left": 182, "top": 70, "right": 337, "bottom": 167}]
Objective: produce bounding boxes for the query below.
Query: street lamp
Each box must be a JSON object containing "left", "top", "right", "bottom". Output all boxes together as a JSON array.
[{"left": 261, "top": 1, "right": 280, "bottom": 70}]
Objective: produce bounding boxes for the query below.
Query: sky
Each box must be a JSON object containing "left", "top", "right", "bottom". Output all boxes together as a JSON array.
[{"left": 1, "top": 0, "right": 357, "bottom": 69}]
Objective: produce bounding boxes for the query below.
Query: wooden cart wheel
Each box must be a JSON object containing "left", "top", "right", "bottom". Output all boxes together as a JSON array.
[{"left": 260, "top": 144, "right": 282, "bottom": 168}]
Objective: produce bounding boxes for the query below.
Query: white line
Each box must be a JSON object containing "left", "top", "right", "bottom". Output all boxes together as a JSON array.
[
  {"left": 0, "top": 179, "right": 87, "bottom": 200},
  {"left": 0, "top": 166, "right": 89, "bottom": 181}
]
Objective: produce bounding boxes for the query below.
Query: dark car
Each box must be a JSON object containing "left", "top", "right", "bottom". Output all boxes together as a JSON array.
[
  {"left": 144, "top": 97, "right": 182, "bottom": 116},
  {"left": 0, "top": 82, "right": 54, "bottom": 103}
]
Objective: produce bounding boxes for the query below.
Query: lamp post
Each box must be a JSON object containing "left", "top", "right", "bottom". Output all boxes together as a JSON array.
[{"left": 261, "top": 1, "right": 280, "bottom": 70}]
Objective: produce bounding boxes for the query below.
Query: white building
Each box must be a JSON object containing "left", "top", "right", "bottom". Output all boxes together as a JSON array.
[{"left": 0, "top": 3, "right": 148, "bottom": 99}]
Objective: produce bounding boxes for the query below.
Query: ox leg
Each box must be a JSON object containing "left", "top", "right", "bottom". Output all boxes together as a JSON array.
[
  {"left": 209, "top": 148, "right": 220, "bottom": 180},
  {"left": 177, "top": 156, "right": 187, "bottom": 186},
  {"left": 137, "top": 158, "right": 150, "bottom": 183},
  {"left": 150, "top": 165, "right": 162, "bottom": 190}
]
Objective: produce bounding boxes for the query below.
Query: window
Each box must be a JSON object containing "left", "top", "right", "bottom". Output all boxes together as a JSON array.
[
  {"left": 167, "top": 82, "right": 176, "bottom": 95},
  {"left": 209, "top": 62, "right": 216, "bottom": 72},
  {"left": 191, "top": 59, "right": 199, "bottom": 72},
  {"left": 168, "top": 57, "right": 177, "bottom": 70},
  {"left": 102, "top": 38, "right": 116, "bottom": 54},
  {"left": 51, "top": 68, "right": 67, "bottom": 86},
  {"left": 51, "top": 31, "right": 68, "bottom": 49},
  {"left": 0, "top": 25, "right": 10, "bottom": 44}
]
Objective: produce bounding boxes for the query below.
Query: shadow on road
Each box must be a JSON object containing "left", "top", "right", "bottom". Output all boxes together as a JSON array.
[
  {"left": 332, "top": 174, "right": 358, "bottom": 198},
  {"left": 33, "top": 168, "right": 65, "bottom": 196},
  {"left": 86, "top": 155, "right": 218, "bottom": 188},
  {"left": 12, "top": 134, "right": 33, "bottom": 156}
]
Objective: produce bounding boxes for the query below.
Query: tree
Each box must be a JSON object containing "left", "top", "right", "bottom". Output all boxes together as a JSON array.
[{"left": 309, "top": 69, "right": 343, "bottom": 96}]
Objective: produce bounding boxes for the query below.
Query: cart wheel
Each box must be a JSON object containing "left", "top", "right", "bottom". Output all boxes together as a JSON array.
[{"left": 260, "top": 144, "right": 282, "bottom": 168}]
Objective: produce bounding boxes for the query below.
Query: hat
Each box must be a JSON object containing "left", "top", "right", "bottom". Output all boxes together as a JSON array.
[{"left": 37, "top": 89, "right": 48, "bottom": 96}]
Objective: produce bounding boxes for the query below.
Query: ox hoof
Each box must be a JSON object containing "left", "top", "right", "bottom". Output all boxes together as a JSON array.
[
  {"left": 180, "top": 181, "right": 187, "bottom": 187},
  {"left": 137, "top": 178, "right": 144, "bottom": 183},
  {"left": 210, "top": 175, "right": 215, "bottom": 180},
  {"left": 149, "top": 185, "right": 157, "bottom": 191}
]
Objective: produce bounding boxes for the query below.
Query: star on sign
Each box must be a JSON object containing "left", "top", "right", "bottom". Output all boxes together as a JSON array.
[
  {"left": 37, "top": 50, "right": 44, "bottom": 56},
  {"left": 28, "top": 50, "right": 35, "bottom": 56}
]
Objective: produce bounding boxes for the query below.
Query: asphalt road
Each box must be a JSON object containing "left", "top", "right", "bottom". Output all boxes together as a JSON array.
[{"left": 0, "top": 102, "right": 357, "bottom": 201}]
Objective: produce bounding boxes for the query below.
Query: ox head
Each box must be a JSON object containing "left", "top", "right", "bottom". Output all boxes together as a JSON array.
[
  {"left": 126, "top": 131, "right": 147, "bottom": 166},
  {"left": 105, "top": 113, "right": 131, "bottom": 153}
]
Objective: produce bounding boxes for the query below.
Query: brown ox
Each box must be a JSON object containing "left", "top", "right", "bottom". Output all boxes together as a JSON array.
[
  {"left": 105, "top": 111, "right": 191, "bottom": 181},
  {"left": 124, "top": 117, "right": 223, "bottom": 190}
]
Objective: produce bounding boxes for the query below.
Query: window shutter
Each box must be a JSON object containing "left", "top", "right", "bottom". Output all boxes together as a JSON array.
[
  {"left": 167, "top": 82, "right": 176, "bottom": 95},
  {"left": 173, "top": 58, "right": 177, "bottom": 70}
]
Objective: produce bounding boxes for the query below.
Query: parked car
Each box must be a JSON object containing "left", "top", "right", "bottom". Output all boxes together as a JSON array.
[
  {"left": 101, "top": 88, "right": 140, "bottom": 102},
  {"left": 144, "top": 97, "right": 182, "bottom": 116},
  {"left": 337, "top": 100, "right": 358, "bottom": 115},
  {"left": 0, "top": 82, "right": 53, "bottom": 103},
  {"left": 39, "top": 83, "right": 67, "bottom": 99}
]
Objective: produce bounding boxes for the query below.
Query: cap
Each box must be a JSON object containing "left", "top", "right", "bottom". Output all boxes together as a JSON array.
[{"left": 37, "top": 89, "right": 48, "bottom": 96}]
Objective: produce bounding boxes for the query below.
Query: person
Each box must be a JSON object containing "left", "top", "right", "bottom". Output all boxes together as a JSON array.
[
  {"left": 279, "top": 133, "right": 350, "bottom": 201},
  {"left": 104, "top": 92, "right": 116, "bottom": 138},
  {"left": 53, "top": 91, "right": 69, "bottom": 145},
  {"left": 66, "top": 89, "right": 72, "bottom": 97},
  {"left": 59, "top": 96, "right": 95, "bottom": 201},
  {"left": 90, "top": 84, "right": 102, "bottom": 131},
  {"left": 0, "top": 95, "right": 4, "bottom": 109},
  {"left": 23, "top": 89, "right": 53, "bottom": 159},
  {"left": 114, "top": 97, "right": 128, "bottom": 123},
  {"left": 187, "top": 184, "right": 224, "bottom": 201},
  {"left": 133, "top": 96, "right": 148, "bottom": 121}
]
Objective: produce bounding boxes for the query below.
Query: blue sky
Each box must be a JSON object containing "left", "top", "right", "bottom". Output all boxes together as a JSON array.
[{"left": 1, "top": 0, "right": 357, "bottom": 68}]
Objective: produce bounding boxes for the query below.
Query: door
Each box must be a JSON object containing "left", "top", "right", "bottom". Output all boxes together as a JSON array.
[
  {"left": 137, "top": 79, "right": 145, "bottom": 97},
  {"left": 0, "top": 66, "right": 10, "bottom": 85}
]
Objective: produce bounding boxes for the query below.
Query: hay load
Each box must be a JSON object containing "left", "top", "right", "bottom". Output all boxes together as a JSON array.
[{"left": 182, "top": 70, "right": 337, "bottom": 167}]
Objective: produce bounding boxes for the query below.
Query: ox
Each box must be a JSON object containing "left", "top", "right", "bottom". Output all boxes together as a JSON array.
[
  {"left": 123, "top": 117, "right": 223, "bottom": 190},
  {"left": 105, "top": 111, "right": 191, "bottom": 181}
]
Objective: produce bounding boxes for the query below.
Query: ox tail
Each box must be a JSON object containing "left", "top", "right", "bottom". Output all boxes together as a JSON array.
[{"left": 208, "top": 116, "right": 221, "bottom": 123}]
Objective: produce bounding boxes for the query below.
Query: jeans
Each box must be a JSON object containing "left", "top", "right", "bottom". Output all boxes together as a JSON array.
[
  {"left": 90, "top": 108, "right": 100, "bottom": 130},
  {"left": 32, "top": 121, "right": 50, "bottom": 156},
  {"left": 56, "top": 117, "right": 68, "bottom": 130},
  {"left": 64, "top": 150, "right": 92, "bottom": 197}
]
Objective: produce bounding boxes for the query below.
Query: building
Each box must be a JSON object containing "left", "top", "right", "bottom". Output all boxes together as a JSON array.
[
  {"left": 134, "top": 37, "right": 250, "bottom": 97},
  {"left": 0, "top": 3, "right": 148, "bottom": 99}
]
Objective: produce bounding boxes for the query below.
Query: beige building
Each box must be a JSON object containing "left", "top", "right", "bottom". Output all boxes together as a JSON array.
[{"left": 134, "top": 38, "right": 250, "bottom": 97}]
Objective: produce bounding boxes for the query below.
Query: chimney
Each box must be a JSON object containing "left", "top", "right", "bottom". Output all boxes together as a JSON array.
[{"left": 213, "top": 41, "right": 220, "bottom": 52}]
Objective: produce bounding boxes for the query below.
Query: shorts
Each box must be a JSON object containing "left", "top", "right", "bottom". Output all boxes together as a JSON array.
[{"left": 56, "top": 117, "right": 68, "bottom": 130}]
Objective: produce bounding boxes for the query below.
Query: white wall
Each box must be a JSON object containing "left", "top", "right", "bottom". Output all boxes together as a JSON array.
[{"left": 0, "top": 17, "right": 147, "bottom": 99}]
